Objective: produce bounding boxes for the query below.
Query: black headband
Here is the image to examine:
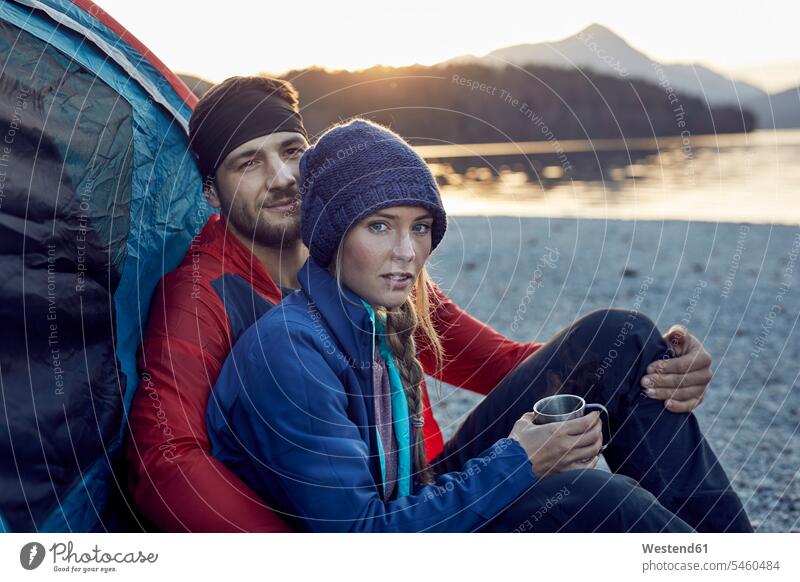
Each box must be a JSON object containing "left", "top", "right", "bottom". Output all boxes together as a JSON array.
[{"left": 190, "top": 89, "right": 308, "bottom": 180}]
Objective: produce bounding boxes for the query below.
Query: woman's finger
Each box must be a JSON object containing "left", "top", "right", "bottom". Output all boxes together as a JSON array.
[
  {"left": 565, "top": 439, "right": 603, "bottom": 464},
  {"left": 568, "top": 422, "right": 603, "bottom": 449},
  {"left": 561, "top": 411, "right": 600, "bottom": 436}
]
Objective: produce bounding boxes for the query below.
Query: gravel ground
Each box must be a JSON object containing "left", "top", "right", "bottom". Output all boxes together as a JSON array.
[{"left": 426, "top": 216, "right": 800, "bottom": 532}]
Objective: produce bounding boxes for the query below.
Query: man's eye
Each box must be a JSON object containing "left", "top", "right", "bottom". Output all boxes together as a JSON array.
[
  {"left": 240, "top": 160, "right": 258, "bottom": 170},
  {"left": 368, "top": 222, "right": 388, "bottom": 233},
  {"left": 285, "top": 147, "right": 304, "bottom": 157}
]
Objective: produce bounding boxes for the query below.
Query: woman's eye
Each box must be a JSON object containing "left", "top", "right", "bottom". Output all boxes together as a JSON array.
[
  {"left": 413, "top": 223, "right": 432, "bottom": 234},
  {"left": 368, "top": 222, "right": 388, "bottom": 233}
]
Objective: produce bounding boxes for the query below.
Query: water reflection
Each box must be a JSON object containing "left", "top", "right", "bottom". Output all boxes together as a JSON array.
[{"left": 418, "top": 129, "right": 800, "bottom": 224}]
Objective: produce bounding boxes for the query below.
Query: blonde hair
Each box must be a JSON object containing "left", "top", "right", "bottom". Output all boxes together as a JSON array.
[{"left": 330, "top": 252, "right": 444, "bottom": 486}]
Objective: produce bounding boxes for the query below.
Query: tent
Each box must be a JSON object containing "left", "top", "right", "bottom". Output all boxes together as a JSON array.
[{"left": 0, "top": 0, "right": 207, "bottom": 531}]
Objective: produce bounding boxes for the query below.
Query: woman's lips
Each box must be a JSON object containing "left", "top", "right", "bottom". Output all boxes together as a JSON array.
[{"left": 380, "top": 273, "right": 413, "bottom": 289}]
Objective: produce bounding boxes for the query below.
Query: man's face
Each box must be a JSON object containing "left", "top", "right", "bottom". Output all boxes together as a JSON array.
[{"left": 208, "top": 131, "right": 307, "bottom": 248}]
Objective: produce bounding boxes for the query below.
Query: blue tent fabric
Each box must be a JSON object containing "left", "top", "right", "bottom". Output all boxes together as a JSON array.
[{"left": 0, "top": 0, "right": 209, "bottom": 531}]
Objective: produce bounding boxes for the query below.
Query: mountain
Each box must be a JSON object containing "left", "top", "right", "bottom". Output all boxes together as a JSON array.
[
  {"left": 446, "top": 24, "right": 768, "bottom": 109},
  {"left": 747, "top": 86, "right": 800, "bottom": 129},
  {"left": 180, "top": 28, "right": 795, "bottom": 130},
  {"left": 279, "top": 63, "right": 752, "bottom": 147}
]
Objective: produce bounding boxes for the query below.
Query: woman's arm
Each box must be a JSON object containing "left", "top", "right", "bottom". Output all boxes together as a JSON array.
[
  {"left": 209, "top": 323, "right": 538, "bottom": 533},
  {"left": 417, "top": 282, "right": 542, "bottom": 395}
]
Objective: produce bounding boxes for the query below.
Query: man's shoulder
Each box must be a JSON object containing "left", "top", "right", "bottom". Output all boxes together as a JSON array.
[
  {"left": 154, "top": 259, "right": 220, "bottom": 308},
  {"left": 166, "top": 241, "right": 225, "bottom": 281},
  {"left": 143, "top": 247, "right": 229, "bottom": 335},
  {"left": 161, "top": 216, "right": 246, "bottom": 287},
  {"left": 155, "top": 234, "right": 250, "bottom": 306}
]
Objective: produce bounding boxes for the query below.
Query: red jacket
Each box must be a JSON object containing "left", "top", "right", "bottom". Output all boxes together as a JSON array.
[{"left": 126, "top": 214, "right": 541, "bottom": 532}]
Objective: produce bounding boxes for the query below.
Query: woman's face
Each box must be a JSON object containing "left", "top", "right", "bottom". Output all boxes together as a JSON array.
[{"left": 339, "top": 205, "right": 434, "bottom": 308}]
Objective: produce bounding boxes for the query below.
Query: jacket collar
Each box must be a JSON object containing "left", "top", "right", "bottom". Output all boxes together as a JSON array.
[{"left": 297, "top": 258, "right": 375, "bottom": 370}]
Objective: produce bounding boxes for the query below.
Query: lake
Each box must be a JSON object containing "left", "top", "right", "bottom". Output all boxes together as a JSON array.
[{"left": 418, "top": 129, "right": 800, "bottom": 224}]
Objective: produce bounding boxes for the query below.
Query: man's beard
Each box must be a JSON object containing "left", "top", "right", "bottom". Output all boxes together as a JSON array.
[
  {"left": 226, "top": 190, "right": 302, "bottom": 250},
  {"left": 251, "top": 212, "right": 302, "bottom": 249}
]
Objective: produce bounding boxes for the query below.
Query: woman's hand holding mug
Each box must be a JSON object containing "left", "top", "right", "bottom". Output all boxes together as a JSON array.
[
  {"left": 509, "top": 411, "right": 603, "bottom": 477},
  {"left": 508, "top": 394, "right": 610, "bottom": 478}
]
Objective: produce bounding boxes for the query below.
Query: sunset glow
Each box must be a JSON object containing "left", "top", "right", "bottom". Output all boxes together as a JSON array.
[{"left": 93, "top": 0, "right": 799, "bottom": 88}]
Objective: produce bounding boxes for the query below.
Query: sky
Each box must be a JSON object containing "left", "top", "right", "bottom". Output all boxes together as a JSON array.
[{"left": 93, "top": 0, "right": 799, "bottom": 91}]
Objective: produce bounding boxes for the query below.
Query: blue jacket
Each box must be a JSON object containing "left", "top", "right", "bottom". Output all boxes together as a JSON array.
[{"left": 207, "top": 258, "right": 538, "bottom": 532}]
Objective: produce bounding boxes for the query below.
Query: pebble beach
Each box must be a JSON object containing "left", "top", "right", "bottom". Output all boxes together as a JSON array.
[{"left": 427, "top": 216, "right": 800, "bottom": 532}]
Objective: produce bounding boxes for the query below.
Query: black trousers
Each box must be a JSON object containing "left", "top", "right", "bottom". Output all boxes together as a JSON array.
[{"left": 428, "top": 308, "right": 753, "bottom": 533}]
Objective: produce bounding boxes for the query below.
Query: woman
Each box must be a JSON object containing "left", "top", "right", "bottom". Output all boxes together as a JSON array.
[{"left": 207, "top": 120, "right": 748, "bottom": 532}]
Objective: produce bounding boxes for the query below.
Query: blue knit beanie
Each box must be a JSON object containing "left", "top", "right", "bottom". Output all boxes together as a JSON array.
[{"left": 299, "top": 119, "right": 447, "bottom": 268}]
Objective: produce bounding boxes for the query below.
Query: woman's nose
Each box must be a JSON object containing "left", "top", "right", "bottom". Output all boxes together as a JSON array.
[{"left": 392, "top": 234, "right": 416, "bottom": 262}]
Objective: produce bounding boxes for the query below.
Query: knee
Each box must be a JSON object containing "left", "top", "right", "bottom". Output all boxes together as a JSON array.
[
  {"left": 578, "top": 308, "right": 658, "bottom": 341},
  {"left": 572, "top": 309, "right": 663, "bottom": 392},
  {"left": 552, "top": 309, "right": 665, "bottom": 399},
  {"left": 569, "top": 309, "right": 662, "bottom": 367}
]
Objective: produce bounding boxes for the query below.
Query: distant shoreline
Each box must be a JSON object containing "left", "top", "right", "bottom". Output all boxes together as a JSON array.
[{"left": 416, "top": 128, "right": 800, "bottom": 159}]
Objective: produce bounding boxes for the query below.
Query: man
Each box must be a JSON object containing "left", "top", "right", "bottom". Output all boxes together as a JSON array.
[{"left": 126, "top": 75, "right": 731, "bottom": 532}]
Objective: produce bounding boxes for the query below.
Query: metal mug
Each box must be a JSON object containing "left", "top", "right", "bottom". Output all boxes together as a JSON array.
[{"left": 532, "top": 394, "right": 611, "bottom": 451}]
